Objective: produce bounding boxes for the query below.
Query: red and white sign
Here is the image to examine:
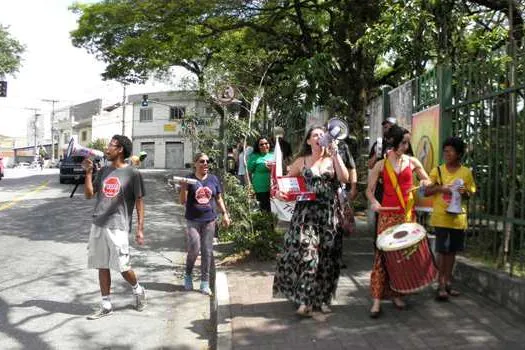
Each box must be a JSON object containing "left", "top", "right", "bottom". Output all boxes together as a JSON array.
[
  {"left": 102, "top": 177, "right": 121, "bottom": 198},
  {"left": 270, "top": 137, "right": 315, "bottom": 221}
]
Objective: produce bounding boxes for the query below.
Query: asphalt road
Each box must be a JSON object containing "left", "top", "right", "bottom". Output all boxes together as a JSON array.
[{"left": 0, "top": 168, "right": 213, "bottom": 350}]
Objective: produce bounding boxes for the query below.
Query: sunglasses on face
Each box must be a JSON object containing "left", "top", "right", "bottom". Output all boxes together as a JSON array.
[{"left": 198, "top": 159, "right": 209, "bottom": 164}]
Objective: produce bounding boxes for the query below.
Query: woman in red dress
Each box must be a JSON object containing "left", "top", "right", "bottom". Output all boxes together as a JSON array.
[{"left": 365, "top": 125, "right": 431, "bottom": 318}]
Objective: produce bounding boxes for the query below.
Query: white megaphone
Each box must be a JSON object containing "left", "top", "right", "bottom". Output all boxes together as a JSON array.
[
  {"left": 65, "top": 137, "right": 104, "bottom": 159},
  {"left": 376, "top": 137, "right": 383, "bottom": 158},
  {"left": 446, "top": 179, "right": 464, "bottom": 215},
  {"left": 319, "top": 118, "right": 349, "bottom": 147}
]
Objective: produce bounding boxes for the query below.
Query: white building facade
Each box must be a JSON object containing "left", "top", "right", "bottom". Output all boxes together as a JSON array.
[
  {"left": 129, "top": 90, "right": 218, "bottom": 169},
  {"left": 92, "top": 102, "right": 132, "bottom": 142}
]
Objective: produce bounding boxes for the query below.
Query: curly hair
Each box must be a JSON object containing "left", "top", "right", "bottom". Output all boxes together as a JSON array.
[
  {"left": 111, "top": 135, "right": 132, "bottom": 159},
  {"left": 443, "top": 136, "right": 465, "bottom": 157}
]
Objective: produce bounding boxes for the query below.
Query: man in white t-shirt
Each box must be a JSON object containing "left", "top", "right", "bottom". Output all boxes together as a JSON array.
[{"left": 237, "top": 145, "right": 253, "bottom": 186}]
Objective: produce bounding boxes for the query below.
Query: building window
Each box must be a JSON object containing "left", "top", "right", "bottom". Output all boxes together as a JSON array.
[
  {"left": 81, "top": 131, "right": 87, "bottom": 142},
  {"left": 140, "top": 108, "right": 153, "bottom": 122},
  {"left": 169, "top": 106, "right": 185, "bottom": 120}
]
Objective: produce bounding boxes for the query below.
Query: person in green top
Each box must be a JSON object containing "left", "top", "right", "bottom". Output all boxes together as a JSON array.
[{"left": 247, "top": 136, "right": 274, "bottom": 212}]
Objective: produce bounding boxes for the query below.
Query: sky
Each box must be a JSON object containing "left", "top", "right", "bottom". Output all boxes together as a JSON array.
[{"left": 0, "top": 0, "right": 190, "bottom": 138}]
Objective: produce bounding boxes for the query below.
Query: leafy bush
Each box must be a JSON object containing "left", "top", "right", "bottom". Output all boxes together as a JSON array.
[{"left": 220, "top": 172, "right": 282, "bottom": 260}]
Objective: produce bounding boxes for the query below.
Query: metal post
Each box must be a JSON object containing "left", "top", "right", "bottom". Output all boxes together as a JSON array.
[
  {"left": 42, "top": 99, "right": 59, "bottom": 161},
  {"left": 122, "top": 83, "right": 127, "bottom": 135},
  {"left": 220, "top": 104, "right": 227, "bottom": 169},
  {"left": 25, "top": 108, "right": 40, "bottom": 158}
]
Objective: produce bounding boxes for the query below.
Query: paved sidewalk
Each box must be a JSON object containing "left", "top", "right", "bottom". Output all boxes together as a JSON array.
[{"left": 216, "top": 218, "right": 525, "bottom": 350}]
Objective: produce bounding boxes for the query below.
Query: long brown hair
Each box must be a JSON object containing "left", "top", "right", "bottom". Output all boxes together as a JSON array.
[{"left": 295, "top": 125, "right": 328, "bottom": 159}]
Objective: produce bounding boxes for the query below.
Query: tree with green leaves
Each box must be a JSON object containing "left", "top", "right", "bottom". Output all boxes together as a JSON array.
[
  {"left": 70, "top": 0, "right": 524, "bottom": 143},
  {"left": 0, "top": 25, "right": 24, "bottom": 77},
  {"left": 88, "top": 138, "right": 107, "bottom": 153}
]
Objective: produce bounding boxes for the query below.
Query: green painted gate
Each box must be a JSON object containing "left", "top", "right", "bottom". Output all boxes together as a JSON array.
[{"left": 413, "top": 48, "right": 525, "bottom": 276}]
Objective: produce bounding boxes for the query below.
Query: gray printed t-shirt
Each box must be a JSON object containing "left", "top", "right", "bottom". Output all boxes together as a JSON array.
[{"left": 92, "top": 165, "right": 145, "bottom": 232}]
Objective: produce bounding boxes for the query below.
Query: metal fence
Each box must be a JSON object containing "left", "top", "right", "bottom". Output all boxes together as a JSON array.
[
  {"left": 447, "top": 49, "right": 525, "bottom": 277},
  {"left": 411, "top": 47, "right": 525, "bottom": 277}
]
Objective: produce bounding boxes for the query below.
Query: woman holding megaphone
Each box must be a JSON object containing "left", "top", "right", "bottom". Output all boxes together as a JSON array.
[
  {"left": 424, "top": 137, "right": 476, "bottom": 301},
  {"left": 273, "top": 125, "right": 349, "bottom": 317},
  {"left": 179, "top": 153, "right": 231, "bottom": 295}
]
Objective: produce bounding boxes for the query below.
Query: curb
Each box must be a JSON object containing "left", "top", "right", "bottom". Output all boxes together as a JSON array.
[
  {"left": 455, "top": 256, "right": 525, "bottom": 318},
  {"left": 215, "top": 271, "right": 232, "bottom": 350}
]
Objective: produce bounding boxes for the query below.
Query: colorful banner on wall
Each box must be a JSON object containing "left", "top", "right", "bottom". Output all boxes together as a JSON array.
[{"left": 411, "top": 105, "right": 440, "bottom": 211}]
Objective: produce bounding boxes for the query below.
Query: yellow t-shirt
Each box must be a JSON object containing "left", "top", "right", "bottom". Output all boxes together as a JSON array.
[{"left": 429, "top": 165, "right": 476, "bottom": 229}]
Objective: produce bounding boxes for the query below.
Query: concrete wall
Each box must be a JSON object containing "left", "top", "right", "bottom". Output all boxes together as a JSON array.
[
  {"left": 455, "top": 256, "right": 525, "bottom": 318},
  {"left": 388, "top": 80, "right": 413, "bottom": 130},
  {"left": 92, "top": 103, "right": 133, "bottom": 142}
]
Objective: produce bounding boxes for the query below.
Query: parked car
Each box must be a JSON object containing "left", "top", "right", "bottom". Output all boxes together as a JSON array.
[
  {"left": 0, "top": 157, "right": 4, "bottom": 180},
  {"left": 59, "top": 156, "right": 85, "bottom": 184},
  {"left": 16, "top": 162, "right": 31, "bottom": 169}
]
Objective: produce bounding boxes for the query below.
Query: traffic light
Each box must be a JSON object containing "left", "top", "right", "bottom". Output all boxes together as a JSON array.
[
  {"left": 141, "top": 94, "right": 148, "bottom": 107},
  {"left": 0, "top": 81, "right": 7, "bottom": 97}
]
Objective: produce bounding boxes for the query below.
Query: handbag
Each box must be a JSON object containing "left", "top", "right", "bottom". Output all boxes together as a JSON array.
[{"left": 336, "top": 187, "right": 356, "bottom": 236}]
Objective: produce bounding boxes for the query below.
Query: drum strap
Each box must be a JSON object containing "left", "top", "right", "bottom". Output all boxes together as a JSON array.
[
  {"left": 437, "top": 165, "right": 443, "bottom": 185},
  {"left": 384, "top": 159, "right": 414, "bottom": 222}
]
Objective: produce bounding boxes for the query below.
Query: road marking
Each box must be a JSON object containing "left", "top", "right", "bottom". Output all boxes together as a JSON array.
[{"left": 0, "top": 180, "right": 49, "bottom": 211}]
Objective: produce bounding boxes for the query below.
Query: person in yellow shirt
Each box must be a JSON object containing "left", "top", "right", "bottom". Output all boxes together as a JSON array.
[{"left": 425, "top": 137, "right": 476, "bottom": 301}]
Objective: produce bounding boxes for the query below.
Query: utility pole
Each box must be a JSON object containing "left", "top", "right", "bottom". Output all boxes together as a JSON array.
[
  {"left": 121, "top": 83, "right": 127, "bottom": 135},
  {"left": 42, "top": 99, "right": 59, "bottom": 161},
  {"left": 25, "top": 108, "right": 41, "bottom": 159}
]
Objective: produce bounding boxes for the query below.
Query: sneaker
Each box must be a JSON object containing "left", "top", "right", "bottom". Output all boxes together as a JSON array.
[
  {"left": 199, "top": 281, "right": 212, "bottom": 296},
  {"left": 87, "top": 306, "right": 113, "bottom": 320},
  {"left": 134, "top": 287, "right": 147, "bottom": 311},
  {"left": 184, "top": 274, "right": 194, "bottom": 291},
  {"left": 320, "top": 303, "right": 332, "bottom": 314}
]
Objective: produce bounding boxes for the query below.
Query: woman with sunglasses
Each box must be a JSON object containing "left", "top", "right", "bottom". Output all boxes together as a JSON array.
[
  {"left": 366, "top": 125, "right": 431, "bottom": 318},
  {"left": 247, "top": 137, "right": 274, "bottom": 212},
  {"left": 180, "top": 153, "right": 231, "bottom": 295}
]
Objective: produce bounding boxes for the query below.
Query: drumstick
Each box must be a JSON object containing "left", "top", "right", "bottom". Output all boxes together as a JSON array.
[
  {"left": 409, "top": 185, "right": 421, "bottom": 192},
  {"left": 378, "top": 206, "right": 401, "bottom": 211}
]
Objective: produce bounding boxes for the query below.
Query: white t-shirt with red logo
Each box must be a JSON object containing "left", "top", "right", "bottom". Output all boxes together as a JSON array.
[{"left": 92, "top": 165, "right": 145, "bottom": 231}]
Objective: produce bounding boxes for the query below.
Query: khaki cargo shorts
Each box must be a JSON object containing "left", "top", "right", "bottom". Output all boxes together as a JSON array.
[{"left": 87, "top": 224, "right": 131, "bottom": 272}]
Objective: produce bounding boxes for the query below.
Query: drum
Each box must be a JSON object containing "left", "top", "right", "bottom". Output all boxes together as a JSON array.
[{"left": 376, "top": 222, "right": 437, "bottom": 294}]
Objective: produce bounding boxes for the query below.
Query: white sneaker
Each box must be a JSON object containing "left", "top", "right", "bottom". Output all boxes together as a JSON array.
[
  {"left": 134, "top": 287, "right": 147, "bottom": 311},
  {"left": 199, "top": 281, "right": 212, "bottom": 296},
  {"left": 87, "top": 306, "right": 113, "bottom": 320}
]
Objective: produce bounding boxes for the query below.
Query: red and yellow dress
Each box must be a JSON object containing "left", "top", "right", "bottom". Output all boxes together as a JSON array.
[{"left": 370, "top": 162, "right": 415, "bottom": 299}]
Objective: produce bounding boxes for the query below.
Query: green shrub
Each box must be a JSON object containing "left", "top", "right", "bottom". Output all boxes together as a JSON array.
[{"left": 220, "top": 172, "right": 282, "bottom": 260}]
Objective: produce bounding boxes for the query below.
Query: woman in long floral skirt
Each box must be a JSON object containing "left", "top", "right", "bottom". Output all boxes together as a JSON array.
[{"left": 273, "top": 126, "right": 349, "bottom": 317}]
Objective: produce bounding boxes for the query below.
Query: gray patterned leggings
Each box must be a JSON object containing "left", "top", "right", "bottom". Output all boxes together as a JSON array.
[{"left": 185, "top": 220, "right": 215, "bottom": 281}]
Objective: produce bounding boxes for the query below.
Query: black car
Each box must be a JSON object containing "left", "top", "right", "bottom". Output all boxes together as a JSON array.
[{"left": 59, "top": 156, "right": 85, "bottom": 184}]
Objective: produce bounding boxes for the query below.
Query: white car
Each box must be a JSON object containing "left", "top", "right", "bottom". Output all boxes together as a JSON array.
[{"left": 16, "top": 162, "right": 31, "bottom": 169}]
